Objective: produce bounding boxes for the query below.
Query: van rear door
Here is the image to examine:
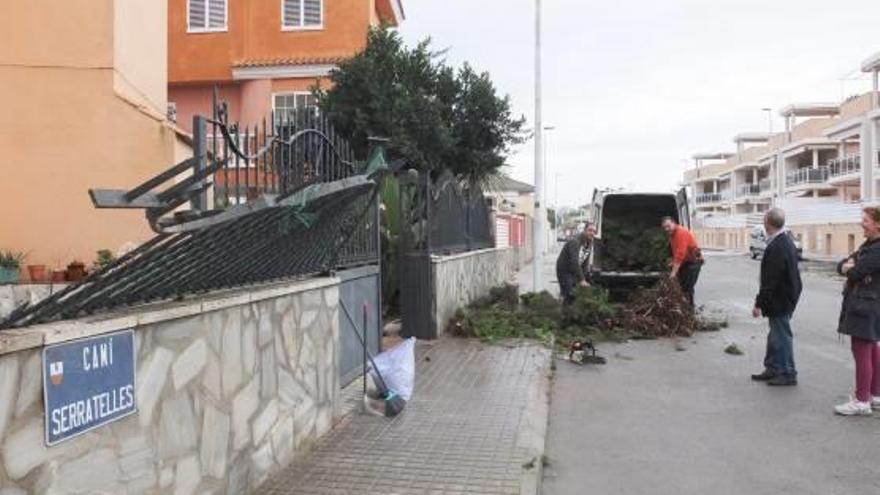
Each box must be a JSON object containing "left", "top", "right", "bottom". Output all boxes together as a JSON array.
[{"left": 676, "top": 187, "right": 690, "bottom": 229}]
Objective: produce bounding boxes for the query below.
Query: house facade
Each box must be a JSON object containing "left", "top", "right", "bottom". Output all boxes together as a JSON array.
[
  {"left": 0, "top": 0, "right": 188, "bottom": 273},
  {"left": 168, "top": 0, "right": 405, "bottom": 132},
  {"left": 685, "top": 50, "right": 880, "bottom": 258}
]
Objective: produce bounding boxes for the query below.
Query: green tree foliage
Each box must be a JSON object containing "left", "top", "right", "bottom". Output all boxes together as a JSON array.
[{"left": 316, "top": 27, "right": 526, "bottom": 181}]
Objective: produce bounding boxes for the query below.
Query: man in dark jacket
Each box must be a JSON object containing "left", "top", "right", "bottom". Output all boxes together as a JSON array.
[
  {"left": 556, "top": 223, "right": 597, "bottom": 305},
  {"left": 751, "top": 208, "right": 803, "bottom": 386}
]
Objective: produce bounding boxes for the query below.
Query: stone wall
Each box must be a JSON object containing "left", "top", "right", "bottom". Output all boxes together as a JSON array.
[
  {"left": 0, "top": 277, "right": 340, "bottom": 494},
  {"left": 432, "top": 248, "right": 519, "bottom": 337},
  {"left": 696, "top": 224, "right": 862, "bottom": 259}
]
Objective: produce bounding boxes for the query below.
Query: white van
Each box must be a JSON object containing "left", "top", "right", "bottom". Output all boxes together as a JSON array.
[{"left": 589, "top": 188, "right": 690, "bottom": 291}]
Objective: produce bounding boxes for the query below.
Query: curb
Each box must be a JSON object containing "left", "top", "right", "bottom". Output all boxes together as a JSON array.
[{"left": 518, "top": 345, "right": 554, "bottom": 495}]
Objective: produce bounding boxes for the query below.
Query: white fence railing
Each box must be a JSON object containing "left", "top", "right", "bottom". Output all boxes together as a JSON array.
[
  {"left": 736, "top": 183, "right": 761, "bottom": 197},
  {"left": 786, "top": 167, "right": 830, "bottom": 187},
  {"left": 696, "top": 192, "right": 730, "bottom": 204},
  {"left": 828, "top": 154, "right": 861, "bottom": 179}
]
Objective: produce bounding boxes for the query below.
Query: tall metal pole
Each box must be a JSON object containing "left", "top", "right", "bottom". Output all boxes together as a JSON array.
[
  {"left": 533, "top": 0, "right": 545, "bottom": 291},
  {"left": 762, "top": 108, "right": 773, "bottom": 134}
]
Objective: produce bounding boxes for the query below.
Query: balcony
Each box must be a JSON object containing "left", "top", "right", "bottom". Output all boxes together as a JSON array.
[
  {"left": 759, "top": 178, "right": 772, "bottom": 192},
  {"left": 785, "top": 167, "right": 829, "bottom": 188},
  {"left": 736, "top": 183, "right": 761, "bottom": 197},
  {"left": 828, "top": 154, "right": 861, "bottom": 179},
  {"left": 696, "top": 192, "right": 729, "bottom": 205}
]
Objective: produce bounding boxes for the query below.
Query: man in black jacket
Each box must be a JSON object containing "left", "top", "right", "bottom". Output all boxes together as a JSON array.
[
  {"left": 556, "top": 223, "right": 597, "bottom": 305},
  {"left": 751, "top": 208, "right": 803, "bottom": 386}
]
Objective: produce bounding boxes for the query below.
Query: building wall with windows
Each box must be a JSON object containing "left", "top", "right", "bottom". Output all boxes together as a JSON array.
[
  {"left": 687, "top": 61, "right": 880, "bottom": 259},
  {"left": 168, "top": 0, "right": 404, "bottom": 131}
]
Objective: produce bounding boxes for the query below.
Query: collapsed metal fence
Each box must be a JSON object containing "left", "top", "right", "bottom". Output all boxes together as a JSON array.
[{"left": 1, "top": 100, "right": 390, "bottom": 329}]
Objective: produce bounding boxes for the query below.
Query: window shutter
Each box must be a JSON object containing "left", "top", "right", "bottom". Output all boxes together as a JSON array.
[
  {"left": 303, "top": 0, "right": 322, "bottom": 26},
  {"left": 188, "top": 0, "right": 206, "bottom": 30},
  {"left": 208, "top": 0, "right": 226, "bottom": 29},
  {"left": 283, "top": 0, "right": 302, "bottom": 28}
]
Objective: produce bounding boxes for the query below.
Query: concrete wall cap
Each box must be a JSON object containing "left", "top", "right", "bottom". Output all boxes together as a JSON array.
[
  {"left": 778, "top": 103, "right": 839, "bottom": 117},
  {"left": 0, "top": 276, "right": 340, "bottom": 356},
  {"left": 861, "top": 51, "right": 880, "bottom": 73}
]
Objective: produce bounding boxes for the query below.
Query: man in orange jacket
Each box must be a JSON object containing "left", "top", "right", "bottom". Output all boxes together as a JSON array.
[{"left": 662, "top": 216, "right": 703, "bottom": 307}]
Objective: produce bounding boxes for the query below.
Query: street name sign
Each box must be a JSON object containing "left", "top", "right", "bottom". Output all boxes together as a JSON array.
[{"left": 42, "top": 330, "right": 136, "bottom": 446}]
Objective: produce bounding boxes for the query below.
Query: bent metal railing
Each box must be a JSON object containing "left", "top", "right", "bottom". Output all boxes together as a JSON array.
[{"left": 1, "top": 101, "right": 398, "bottom": 329}]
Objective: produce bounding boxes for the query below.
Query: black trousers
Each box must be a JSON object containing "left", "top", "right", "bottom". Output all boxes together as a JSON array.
[
  {"left": 558, "top": 273, "right": 576, "bottom": 305},
  {"left": 677, "top": 262, "right": 702, "bottom": 307}
]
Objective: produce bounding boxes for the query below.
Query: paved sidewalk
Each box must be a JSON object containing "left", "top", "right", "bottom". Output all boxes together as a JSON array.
[
  {"left": 256, "top": 339, "right": 552, "bottom": 495},
  {"left": 516, "top": 246, "right": 560, "bottom": 297}
]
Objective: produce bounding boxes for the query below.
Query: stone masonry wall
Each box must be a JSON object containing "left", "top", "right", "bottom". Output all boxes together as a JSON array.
[
  {"left": 0, "top": 278, "right": 340, "bottom": 495},
  {"left": 432, "top": 248, "right": 519, "bottom": 337}
]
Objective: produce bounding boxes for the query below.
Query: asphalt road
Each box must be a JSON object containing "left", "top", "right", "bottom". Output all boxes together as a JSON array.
[{"left": 543, "top": 252, "right": 880, "bottom": 495}]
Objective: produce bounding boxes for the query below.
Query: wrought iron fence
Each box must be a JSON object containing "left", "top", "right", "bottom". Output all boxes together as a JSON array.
[
  {"left": 400, "top": 170, "right": 493, "bottom": 255},
  {"left": 207, "top": 102, "right": 360, "bottom": 208},
  {"left": 1, "top": 97, "right": 388, "bottom": 329}
]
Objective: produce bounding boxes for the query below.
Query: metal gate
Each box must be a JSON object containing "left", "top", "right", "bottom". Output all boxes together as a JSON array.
[
  {"left": 398, "top": 170, "right": 493, "bottom": 339},
  {"left": 338, "top": 266, "right": 381, "bottom": 386}
]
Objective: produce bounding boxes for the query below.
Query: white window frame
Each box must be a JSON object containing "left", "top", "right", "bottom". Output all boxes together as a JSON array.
[
  {"left": 187, "top": 0, "right": 228, "bottom": 34},
  {"left": 281, "top": 0, "right": 324, "bottom": 32},
  {"left": 272, "top": 91, "right": 319, "bottom": 121}
]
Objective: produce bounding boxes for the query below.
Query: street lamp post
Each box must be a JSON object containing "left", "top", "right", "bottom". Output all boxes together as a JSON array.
[
  {"left": 533, "top": 0, "right": 544, "bottom": 292},
  {"left": 554, "top": 172, "right": 561, "bottom": 242},
  {"left": 543, "top": 125, "right": 556, "bottom": 248},
  {"left": 761, "top": 107, "right": 773, "bottom": 134}
]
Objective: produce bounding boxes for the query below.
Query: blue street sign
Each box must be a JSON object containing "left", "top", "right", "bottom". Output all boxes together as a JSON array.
[{"left": 42, "top": 330, "right": 136, "bottom": 446}]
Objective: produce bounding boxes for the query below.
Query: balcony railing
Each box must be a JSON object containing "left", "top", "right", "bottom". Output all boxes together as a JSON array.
[
  {"left": 759, "top": 178, "right": 772, "bottom": 192},
  {"left": 828, "top": 154, "right": 861, "bottom": 178},
  {"left": 696, "top": 192, "right": 729, "bottom": 204},
  {"left": 736, "top": 183, "right": 761, "bottom": 197},
  {"left": 786, "top": 167, "right": 829, "bottom": 187}
]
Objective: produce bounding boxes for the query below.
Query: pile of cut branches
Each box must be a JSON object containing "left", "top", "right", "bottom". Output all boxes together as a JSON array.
[
  {"left": 449, "top": 280, "right": 726, "bottom": 345},
  {"left": 617, "top": 278, "right": 697, "bottom": 338},
  {"left": 600, "top": 217, "right": 670, "bottom": 272}
]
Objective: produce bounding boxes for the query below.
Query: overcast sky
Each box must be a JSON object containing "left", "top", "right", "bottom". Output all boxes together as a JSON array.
[{"left": 399, "top": 0, "right": 880, "bottom": 208}]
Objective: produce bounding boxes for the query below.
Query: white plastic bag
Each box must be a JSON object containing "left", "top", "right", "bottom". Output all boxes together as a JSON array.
[{"left": 370, "top": 337, "right": 416, "bottom": 401}]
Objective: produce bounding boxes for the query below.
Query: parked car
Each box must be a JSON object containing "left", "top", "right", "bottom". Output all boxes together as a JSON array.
[
  {"left": 749, "top": 225, "right": 803, "bottom": 260},
  {"left": 588, "top": 188, "right": 690, "bottom": 292}
]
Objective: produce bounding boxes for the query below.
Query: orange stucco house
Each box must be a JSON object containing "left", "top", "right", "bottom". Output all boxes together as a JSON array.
[{"left": 168, "top": 0, "right": 405, "bottom": 132}]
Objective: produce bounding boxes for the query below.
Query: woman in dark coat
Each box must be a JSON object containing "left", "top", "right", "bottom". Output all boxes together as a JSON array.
[{"left": 835, "top": 206, "right": 880, "bottom": 416}]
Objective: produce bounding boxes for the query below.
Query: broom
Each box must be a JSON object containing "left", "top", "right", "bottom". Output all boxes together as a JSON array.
[{"left": 340, "top": 301, "right": 407, "bottom": 417}]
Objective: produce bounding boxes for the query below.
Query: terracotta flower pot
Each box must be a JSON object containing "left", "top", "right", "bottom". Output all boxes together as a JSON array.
[
  {"left": 51, "top": 270, "right": 67, "bottom": 283},
  {"left": 66, "top": 262, "right": 86, "bottom": 282},
  {"left": 27, "top": 264, "right": 47, "bottom": 283}
]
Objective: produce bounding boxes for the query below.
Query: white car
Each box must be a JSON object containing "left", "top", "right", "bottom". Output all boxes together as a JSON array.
[{"left": 749, "top": 226, "right": 803, "bottom": 260}]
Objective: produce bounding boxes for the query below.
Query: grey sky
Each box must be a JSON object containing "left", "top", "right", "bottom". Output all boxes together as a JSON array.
[{"left": 399, "top": 0, "right": 879, "bottom": 208}]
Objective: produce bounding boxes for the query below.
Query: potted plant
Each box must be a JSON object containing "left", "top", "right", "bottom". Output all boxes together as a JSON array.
[
  {"left": 51, "top": 269, "right": 67, "bottom": 283},
  {"left": 0, "top": 251, "right": 25, "bottom": 285},
  {"left": 66, "top": 260, "right": 86, "bottom": 282},
  {"left": 93, "top": 249, "right": 115, "bottom": 272},
  {"left": 27, "top": 263, "right": 47, "bottom": 283}
]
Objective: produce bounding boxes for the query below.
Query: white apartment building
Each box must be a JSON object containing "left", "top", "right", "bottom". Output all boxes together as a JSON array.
[{"left": 685, "top": 50, "right": 880, "bottom": 258}]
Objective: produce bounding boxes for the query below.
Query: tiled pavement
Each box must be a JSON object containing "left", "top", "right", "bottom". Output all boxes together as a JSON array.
[{"left": 255, "top": 339, "right": 552, "bottom": 495}]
